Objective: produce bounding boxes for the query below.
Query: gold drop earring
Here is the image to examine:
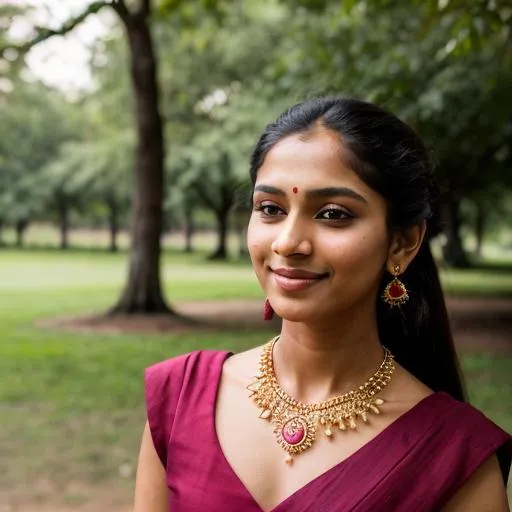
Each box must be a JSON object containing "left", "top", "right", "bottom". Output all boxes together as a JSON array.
[{"left": 382, "top": 263, "right": 409, "bottom": 306}]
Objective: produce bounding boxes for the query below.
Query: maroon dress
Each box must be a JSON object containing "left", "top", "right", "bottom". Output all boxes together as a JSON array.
[{"left": 145, "top": 350, "right": 511, "bottom": 512}]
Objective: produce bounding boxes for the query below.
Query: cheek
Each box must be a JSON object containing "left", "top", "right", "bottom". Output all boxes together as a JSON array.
[{"left": 325, "top": 228, "right": 388, "bottom": 269}]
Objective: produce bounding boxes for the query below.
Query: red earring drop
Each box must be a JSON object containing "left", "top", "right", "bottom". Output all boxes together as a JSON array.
[
  {"left": 382, "top": 264, "right": 409, "bottom": 307},
  {"left": 263, "top": 298, "right": 274, "bottom": 320}
]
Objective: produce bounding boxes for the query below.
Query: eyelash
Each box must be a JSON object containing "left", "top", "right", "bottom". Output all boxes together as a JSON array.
[{"left": 254, "top": 203, "right": 353, "bottom": 222}]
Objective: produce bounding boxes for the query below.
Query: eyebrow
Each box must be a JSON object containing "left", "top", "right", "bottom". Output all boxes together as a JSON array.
[{"left": 253, "top": 185, "right": 368, "bottom": 204}]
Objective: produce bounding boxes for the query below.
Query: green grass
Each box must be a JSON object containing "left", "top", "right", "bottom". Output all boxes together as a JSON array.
[
  {"left": 0, "top": 249, "right": 267, "bottom": 504},
  {"left": 441, "top": 266, "right": 512, "bottom": 297},
  {"left": 0, "top": 248, "right": 510, "bottom": 506},
  {"left": 463, "top": 355, "right": 512, "bottom": 430}
]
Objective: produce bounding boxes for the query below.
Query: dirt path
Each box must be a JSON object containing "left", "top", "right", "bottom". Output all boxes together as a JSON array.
[
  {"left": 8, "top": 296, "right": 512, "bottom": 511},
  {"left": 39, "top": 296, "right": 512, "bottom": 353},
  {"left": 446, "top": 296, "right": 512, "bottom": 353}
]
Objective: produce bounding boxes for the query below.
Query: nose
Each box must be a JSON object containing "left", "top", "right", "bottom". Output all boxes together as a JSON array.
[{"left": 270, "top": 214, "right": 312, "bottom": 257}]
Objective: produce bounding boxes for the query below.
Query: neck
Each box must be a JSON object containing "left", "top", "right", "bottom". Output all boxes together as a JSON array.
[{"left": 273, "top": 305, "right": 384, "bottom": 404}]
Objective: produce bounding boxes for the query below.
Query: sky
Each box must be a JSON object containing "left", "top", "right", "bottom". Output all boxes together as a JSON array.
[{"left": 8, "top": 0, "right": 112, "bottom": 93}]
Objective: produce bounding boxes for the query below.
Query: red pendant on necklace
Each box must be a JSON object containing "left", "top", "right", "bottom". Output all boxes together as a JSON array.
[
  {"left": 292, "top": 187, "right": 298, "bottom": 194},
  {"left": 282, "top": 417, "right": 307, "bottom": 446}
]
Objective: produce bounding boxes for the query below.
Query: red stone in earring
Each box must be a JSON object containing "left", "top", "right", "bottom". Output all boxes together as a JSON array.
[
  {"left": 263, "top": 298, "right": 274, "bottom": 320},
  {"left": 382, "top": 264, "right": 409, "bottom": 307}
]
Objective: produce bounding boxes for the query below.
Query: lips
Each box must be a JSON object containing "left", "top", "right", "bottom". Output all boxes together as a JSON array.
[
  {"left": 272, "top": 267, "right": 327, "bottom": 279},
  {"left": 270, "top": 267, "right": 328, "bottom": 291}
]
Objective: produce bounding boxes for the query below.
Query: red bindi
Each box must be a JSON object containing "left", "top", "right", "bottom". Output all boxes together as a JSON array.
[{"left": 292, "top": 187, "right": 298, "bottom": 194}]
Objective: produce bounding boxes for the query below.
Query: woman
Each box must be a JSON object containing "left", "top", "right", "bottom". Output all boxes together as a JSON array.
[{"left": 133, "top": 97, "right": 511, "bottom": 511}]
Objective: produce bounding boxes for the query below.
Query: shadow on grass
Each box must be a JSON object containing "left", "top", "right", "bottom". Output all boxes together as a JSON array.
[{"left": 472, "top": 262, "right": 512, "bottom": 273}]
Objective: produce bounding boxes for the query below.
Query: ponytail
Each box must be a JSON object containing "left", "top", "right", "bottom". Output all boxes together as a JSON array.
[{"left": 377, "top": 241, "right": 466, "bottom": 402}]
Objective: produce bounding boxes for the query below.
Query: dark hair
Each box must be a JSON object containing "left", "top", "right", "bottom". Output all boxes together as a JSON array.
[{"left": 250, "top": 97, "right": 466, "bottom": 402}]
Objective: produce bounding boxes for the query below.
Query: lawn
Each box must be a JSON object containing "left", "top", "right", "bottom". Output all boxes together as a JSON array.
[{"left": 0, "top": 249, "right": 510, "bottom": 507}]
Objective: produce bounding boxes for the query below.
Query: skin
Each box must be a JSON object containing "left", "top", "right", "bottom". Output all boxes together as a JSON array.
[{"left": 133, "top": 128, "right": 508, "bottom": 512}]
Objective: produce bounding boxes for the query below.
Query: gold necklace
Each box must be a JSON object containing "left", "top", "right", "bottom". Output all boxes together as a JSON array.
[{"left": 247, "top": 336, "right": 395, "bottom": 464}]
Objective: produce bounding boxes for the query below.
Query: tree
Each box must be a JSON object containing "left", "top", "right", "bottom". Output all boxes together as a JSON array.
[
  {"left": 2, "top": 0, "right": 175, "bottom": 313},
  {"left": 156, "top": 1, "right": 288, "bottom": 259},
  {"left": 37, "top": 133, "right": 132, "bottom": 251},
  {"left": 37, "top": 144, "right": 89, "bottom": 250},
  {"left": 86, "top": 134, "right": 133, "bottom": 253},
  {"left": 0, "top": 79, "right": 76, "bottom": 247},
  {"left": 266, "top": 0, "right": 512, "bottom": 266}
]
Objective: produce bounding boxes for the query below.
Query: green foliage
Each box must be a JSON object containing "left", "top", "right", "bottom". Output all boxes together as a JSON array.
[
  {"left": 37, "top": 133, "right": 132, "bottom": 216},
  {"left": 0, "top": 80, "right": 78, "bottom": 225},
  {"left": 152, "top": 1, "right": 290, "bottom": 239},
  {"left": 264, "top": 0, "right": 512, "bottom": 263},
  {"left": 2, "top": 0, "right": 512, "bottom": 258}
]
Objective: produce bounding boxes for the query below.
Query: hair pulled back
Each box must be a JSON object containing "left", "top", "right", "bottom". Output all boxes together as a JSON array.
[{"left": 250, "top": 97, "right": 465, "bottom": 402}]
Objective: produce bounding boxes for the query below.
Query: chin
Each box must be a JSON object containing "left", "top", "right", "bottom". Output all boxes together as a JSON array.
[{"left": 271, "top": 299, "right": 324, "bottom": 323}]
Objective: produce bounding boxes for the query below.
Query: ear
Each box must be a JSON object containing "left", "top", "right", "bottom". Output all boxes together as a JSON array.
[{"left": 386, "top": 221, "right": 427, "bottom": 274}]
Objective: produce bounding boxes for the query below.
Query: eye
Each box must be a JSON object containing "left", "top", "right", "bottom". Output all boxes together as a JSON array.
[
  {"left": 254, "top": 203, "right": 286, "bottom": 217},
  {"left": 316, "top": 208, "right": 352, "bottom": 221}
]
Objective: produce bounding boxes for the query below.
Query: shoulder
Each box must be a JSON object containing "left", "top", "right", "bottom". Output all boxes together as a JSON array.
[
  {"left": 144, "top": 349, "right": 232, "bottom": 425},
  {"left": 384, "top": 364, "right": 511, "bottom": 505},
  {"left": 379, "top": 389, "right": 511, "bottom": 510},
  {"left": 389, "top": 366, "right": 510, "bottom": 461},
  {"left": 412, "top": 391, "right": 512, "bottom": 470},
  {"left": 413, "top": 392, "right": 512, "bottom": 502},
  {"left": 146, "top": 349, "right": 232, "bottom": 384},
  {"left": 442, "top": 454, "right": 509, "bottom": 511},
  {"left": 438, "top": 395, "right": 511, "bottom": 481},
  {"left": 144, "top": 349, "right": 232, "bottom": 467},
  {"left": 437, "top": 394, "right": 510, "bottom": 446}
]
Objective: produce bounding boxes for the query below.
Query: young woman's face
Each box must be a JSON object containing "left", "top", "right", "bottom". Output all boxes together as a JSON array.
[{"left": 247, "top": 129, "right": 391, "bottom": 323}]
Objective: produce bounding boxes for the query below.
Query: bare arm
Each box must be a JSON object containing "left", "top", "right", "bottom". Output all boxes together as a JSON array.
[
  {"left": 133, "top": 421, "right": 169, "bottom": 512},
  {"left": 443, "top": 455, "right": 509, "bottom": 512}
]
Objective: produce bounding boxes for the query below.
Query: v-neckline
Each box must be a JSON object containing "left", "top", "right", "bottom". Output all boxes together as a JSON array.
[{"left": 211, "top": 351, "right": 443, "bottom": 512}]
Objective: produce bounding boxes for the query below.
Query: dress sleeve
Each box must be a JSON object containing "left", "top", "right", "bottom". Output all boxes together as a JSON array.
[
  {"left": 144, "top": 353, "right": 192, "bottom": 467},
  {"left": 456, "top": 401, "right": 511, "bottom": 484},
  {"left": 436, "top": 400, "right": 512, "bottom": 507}
]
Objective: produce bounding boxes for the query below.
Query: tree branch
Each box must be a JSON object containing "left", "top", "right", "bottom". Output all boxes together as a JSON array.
[
  {"left": 110, "top": 0, "right": 131, "bottom": 23},
  {"left": 0, "top": 1, "right": 111, "bottom": 59},
  {"left": 192, "top": 182, "right": 219, "bottom": 213}
]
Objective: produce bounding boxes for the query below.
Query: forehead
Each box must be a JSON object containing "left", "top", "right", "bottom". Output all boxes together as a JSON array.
[{"left": 256, "top": 130, "right": 367, "bottom": 191}]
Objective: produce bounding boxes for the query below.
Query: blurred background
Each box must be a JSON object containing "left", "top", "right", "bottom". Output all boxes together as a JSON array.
[{"left": 0, "top": 0, "right": 511, "bottom": 510}]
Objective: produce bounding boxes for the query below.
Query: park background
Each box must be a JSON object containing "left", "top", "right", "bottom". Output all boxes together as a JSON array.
[{"left": 1, "top": 0, "right": 511, "bottom": 510}]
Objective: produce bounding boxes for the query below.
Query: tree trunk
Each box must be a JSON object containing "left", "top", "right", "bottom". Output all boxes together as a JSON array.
[
  {"left": 184, "top": 207, "right": 194, "bottom": 253},
  {"left": 238, "top": 225, "right": 249, "bottom": 259},
  {"left": 110, "top": 6, "right": 171, "bottom": 314},
  {"left": 441, "top": 194, "right": 470, "bottom": 268},
  {"left": 209, "top": 209, "right": 229, "bottom": 260},
  {"left": 108, "top": 199, "right": 119, "bottom": 253},
  {"left": 233, "top": 206, "right": 250, "bottom": 259},
  {"left": 474, "top": 203, "right": 485, "bottom": 259},
  {"left": 208, "top": 159, "right": 234, "bottom": 261},
  {"left": 15, "top": 219, "right": 28, "bottom": 248},
  {"left": 59, "top": 202, "right": 69, "bottom": 250}
]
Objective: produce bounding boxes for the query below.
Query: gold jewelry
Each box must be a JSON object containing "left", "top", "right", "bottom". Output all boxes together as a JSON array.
[
  {"left": 382, "top": 263, "right": 409, "bottom": 306},
  {"left": 247, "top": 336, "right": 395, "bottom": 464}
]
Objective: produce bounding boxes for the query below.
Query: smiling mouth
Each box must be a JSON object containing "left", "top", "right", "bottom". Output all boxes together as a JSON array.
[{"left": 270, "top": 267, "right": 328, "bottom": 292}]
